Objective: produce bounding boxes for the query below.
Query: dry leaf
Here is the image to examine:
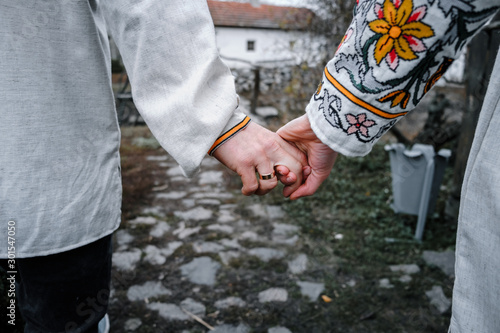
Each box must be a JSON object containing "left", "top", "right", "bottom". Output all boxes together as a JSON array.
[{"left": 321, "top": 295, "right": 332, "bottom": 303}]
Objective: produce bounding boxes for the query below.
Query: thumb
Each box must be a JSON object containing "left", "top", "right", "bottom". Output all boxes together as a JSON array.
[
  {"left": 277, "top": 115, "right": 309, "bottom": 142},
  {"left": 283, "top": 172, "right": 325, "bottom": 199}
]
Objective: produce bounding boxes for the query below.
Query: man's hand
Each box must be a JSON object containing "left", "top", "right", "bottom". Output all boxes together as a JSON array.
[
  {"left": 277, "top": 115, "right": 338, "bottom": 200},
  {"left": 213, "top": 122, "right": 308, "bottom": 196}
]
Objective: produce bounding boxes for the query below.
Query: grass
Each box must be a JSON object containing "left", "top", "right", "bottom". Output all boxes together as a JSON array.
[{"left": 258, "top": 142, "right": 457, "bottom": 332}]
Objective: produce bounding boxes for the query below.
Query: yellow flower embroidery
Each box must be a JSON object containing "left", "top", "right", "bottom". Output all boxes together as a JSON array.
[
  {"left": 378, "top": 90, "right": 410, "bottom": 109},
  {"left": 315, "top": 82, "right": 323, "bottom": 95},
  {"left": 424, "top": 58, "right": 454, "bottom": 94},
  {"left": 369, "top": 0, "right": 434, "bottom": 70}
]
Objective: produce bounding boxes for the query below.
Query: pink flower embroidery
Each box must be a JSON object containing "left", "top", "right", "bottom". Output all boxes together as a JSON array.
[
  {"left": 346, "top": 113, "right": 376, "bottom": 137},
  {"left": 335, "top": 28, "right": 354, "bottom": 55}
]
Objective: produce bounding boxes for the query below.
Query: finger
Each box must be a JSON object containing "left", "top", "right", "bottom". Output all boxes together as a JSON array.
[
  {"left": 275, "top": 165, "right": 297, "bottom": 186},
  {"left": 277, "top": 173, "right": 297, "bottom": 186},
  {"left": 276, "top": 157, "right": 303, "bottom": 195},
  {"left": 272, "top": 146, "right": 303, "bottom": 186},
  {"left": 284, "top": 172, "right": 325, "bottom": 200},
  {"left": 255, "top": 168, "right": 278, "bottom": 196},
  {"left": 274, "top": 142, "right": 307, "bottom": 193},
  {"left": 284, "top": 166, "right": 312, "bottom": 188},
  {"left": 239, "top": 167, "right": 259, "bottom": 196},
  {"left": 303, "top": 166, "right": 312, "bottom": 178},
  {"left": 275, "top": 165, "right": 290, "bottom": 177}
]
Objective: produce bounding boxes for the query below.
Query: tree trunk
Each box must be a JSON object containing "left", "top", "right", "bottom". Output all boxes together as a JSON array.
[{"left": 251, "top": 67, "right": 260, "bottom": 114}]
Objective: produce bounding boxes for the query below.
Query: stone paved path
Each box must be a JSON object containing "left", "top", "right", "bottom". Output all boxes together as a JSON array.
[
  {"left": 109, "top": 144, "right": 455, "bottom": 332},
  {"left": 110, "top": 152, "right": 326, "bottom": 332}
]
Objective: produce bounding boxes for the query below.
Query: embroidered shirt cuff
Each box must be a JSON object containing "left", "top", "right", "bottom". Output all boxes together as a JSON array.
[{"left": 208, "top": 113, "right": 251, "bottom": 155}]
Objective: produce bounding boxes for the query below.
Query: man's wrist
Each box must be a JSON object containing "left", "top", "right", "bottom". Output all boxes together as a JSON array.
[{"left": 208, "top": 116, "right": 251, "bottom": 155}]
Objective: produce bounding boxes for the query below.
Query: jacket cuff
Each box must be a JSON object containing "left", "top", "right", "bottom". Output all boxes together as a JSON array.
[{"left": 208, "top": 113, "right": 251, "bottom": 155}]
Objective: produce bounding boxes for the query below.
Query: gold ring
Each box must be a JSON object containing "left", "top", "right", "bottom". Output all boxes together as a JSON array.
[{"left": 259, "top": 172, "right": 276, "bottom": 180}]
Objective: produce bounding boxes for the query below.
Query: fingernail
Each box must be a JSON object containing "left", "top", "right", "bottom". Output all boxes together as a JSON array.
[{"left": 286, "top": 176, "right": 293, "bottom": 183}]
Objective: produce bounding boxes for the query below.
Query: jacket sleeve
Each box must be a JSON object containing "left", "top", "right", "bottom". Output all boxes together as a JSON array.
[
  {"left": 306, "top": 0, "right": 499, "bottom": 157},
  {"left": 99, "top": 0, "right": 248, "bottom": 177}
]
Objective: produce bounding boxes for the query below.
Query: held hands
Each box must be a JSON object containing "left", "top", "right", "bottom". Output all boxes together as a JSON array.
[
  {"left": 213, "top": 116, "right": 337, "bottom": 200},
  {"left": 213, "top": 122, "right": 308, "bottom": 196},
  {"left": 277, "top": 115, "right": 338, "bottom": 199}
]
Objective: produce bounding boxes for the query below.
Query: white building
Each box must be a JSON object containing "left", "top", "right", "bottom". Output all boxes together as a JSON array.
[{"left": 207, "top": 1, "right": 321, "bottom": 69}]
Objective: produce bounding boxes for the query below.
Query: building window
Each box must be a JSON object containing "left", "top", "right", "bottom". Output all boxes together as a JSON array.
[{"left": 247, "top": 40, "right": 255, "bottom": 51}]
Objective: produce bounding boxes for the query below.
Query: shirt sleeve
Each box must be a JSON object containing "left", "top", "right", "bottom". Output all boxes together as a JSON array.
[
  {"left": 306, "top": 0, "right": 499, "bottom": 157},
  {"left": 99, "top": 0, "right": 247, "bottom": 177}
]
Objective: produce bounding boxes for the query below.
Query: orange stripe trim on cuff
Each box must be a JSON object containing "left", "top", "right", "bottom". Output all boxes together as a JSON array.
[
  {"left": 324, "top": 67, "right": 408, "bottom": 119},
  {"left": 208, "top": 116, "right": 251, "bottom": 155}
]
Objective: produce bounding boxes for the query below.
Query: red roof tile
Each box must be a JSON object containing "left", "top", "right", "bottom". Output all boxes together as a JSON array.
[{"left": 207, "top": 1, "right": 315, "bottom": 30}]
